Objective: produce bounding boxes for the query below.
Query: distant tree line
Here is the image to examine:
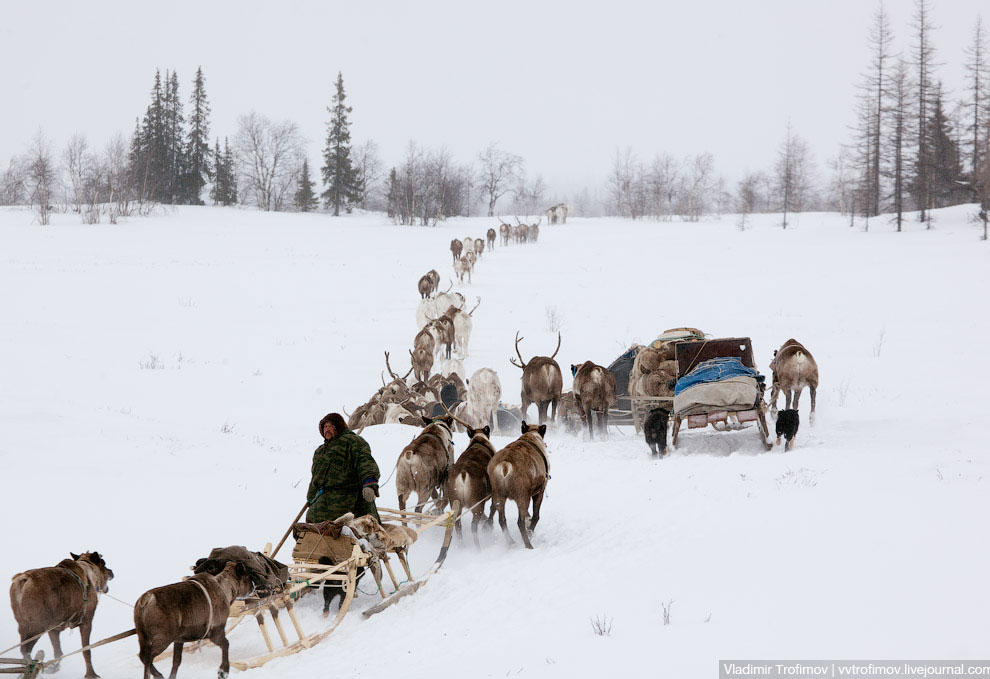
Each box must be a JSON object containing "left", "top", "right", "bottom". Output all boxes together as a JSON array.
[
  {"left": 4, "top": 3, "right": 987, "bottom": 234},
  {"left": 840, "top": 0, "right": 990, "bottom": 233}
]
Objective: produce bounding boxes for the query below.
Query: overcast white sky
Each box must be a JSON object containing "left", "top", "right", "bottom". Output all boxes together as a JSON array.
[{"left": 1, "top": 0, "right": 986, "bottom": 196}]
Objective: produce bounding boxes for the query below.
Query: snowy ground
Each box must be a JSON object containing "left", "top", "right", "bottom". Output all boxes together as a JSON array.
[{"left": 2, "top": 204, "right": 989, "bottom": 678}]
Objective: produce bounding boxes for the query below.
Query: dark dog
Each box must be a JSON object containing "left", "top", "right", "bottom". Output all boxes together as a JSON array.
[
  {"left": 644, "top": 408, "right": 669, "bottom": 456},
  {"left": 775, "top": 409, "right": 800, "bottom": 450},
  {"left": 318, "top": 557, "right": 369, "bottom": 616}
]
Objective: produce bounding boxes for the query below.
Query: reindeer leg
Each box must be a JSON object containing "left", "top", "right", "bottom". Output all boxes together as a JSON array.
[
  {"left": 80, "top": 619, "right": 99, "bottom": 679},
  {"left": 471, "top": 511, "right": 483, "bottom": 550},
  {"left": 167, "top": 643, "right": 183, "bottom": 679},
  {"left": 516, "top": 499, "right": 534, "bottom": 549},
  {"left": 529, "top": 491, "right": 545, "bottom": 534},
  {"left": 521, "top": 397, "right": 531, "bottom": 424},
  {"left": 495, "top": 498, "right": 513, "bottom": 545},
  {"left": 810, "top": 385, "right": 817, "bottom": 426},
  {"left": 19, "top": 633, "right": 40, "bottom": 664},
  {"left": 398, "top": 493, "right": 407, "bottom": 527},
  {"left": 45, "top": 630, "right": 63, "bottom": 674},
  {"left": 537, "top": 401, "right": 549, "bottom": 426},
  {"left": 455, "top": 514, "right": 464, "bottom": 543},
  {"left": 792, "top": 388, "right": 802, "bottom": 412},
  {"left": 551, "top": 397, "right": 559, "bottom": 424},
  {"left": 213, "top": 629, "right": 231, "bottom": 679}
]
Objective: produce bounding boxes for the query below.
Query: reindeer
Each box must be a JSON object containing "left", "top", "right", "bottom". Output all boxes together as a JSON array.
[
  {"left": 474, "top": 238, "right": 485, "bottom": 258},
  {"left": 434, "top": 287, "right": 464, "bottom": 312},
  {"left": 395, "top": 416, "right": 455, "bottom": 516},
  {"left": 134, "top": 561, "right": 253, "bottom": 679},
  {"left": 461, "top": 236, "right": 474, "bottom": 256},
  {"left": 443, "top": 296, "right": 481, "bottom": 359},
  {"left": 442, "top": 404, "right": 497, "bottom": 548},
  {"left": 509, "top": 331, "right": 563, "bottom": 425},
  {"left": 499, "top": 218, "right": 511, "bottom": 246},
  {"left": 769, "top": 339, "right": 819, "bottom": 425},
  {"left": 426, "top": 316, "right": 455, "bottom": 361},
  {"left": 426, "top": 269, "right": 440, "bottom": 294},
  {"left": 487, "top": 227, "right": 496, "bottom": 250},
  {"left": 570, "top": 361, "right": 617, "bottom": 440},
  {"left": 552, "top": 203, "right": 569, "bottom": 224},
  {"left": 544, "top": 206, "right": 557, "bottom": 224},
  {"left": 439, "top": 357, "right": 467, "bottom": 383},
  {"left": 9, "top": 552, "right": 114, "bottom": 679},
  {"left": 450, "top": 239, "right": 463, "bottom": 263},
  {"left": 453, "top": 256, "right": 471, "bottom": 284},
  {"left": 465, "top": 250, "right": 477, "bottom": 268},
  {"left": 528, "top": 217, "right": 541, "bottom": 243},
  {"left": 467, "top": 366, "right": 502, "bottom": 433},
  {"left": 417, "top": 274, "right": 433, "bottom": 299},
  {"left": 488, "top": 422, "right": 550, "bottom": 549},
  {"left": 409, "top": 347, "right": 433, "bottom": 385}
]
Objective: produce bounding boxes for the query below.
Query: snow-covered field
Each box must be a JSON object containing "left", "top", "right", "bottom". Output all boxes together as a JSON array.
[{"left": 2, "top": 204, "right": 989, "bottom": 678}]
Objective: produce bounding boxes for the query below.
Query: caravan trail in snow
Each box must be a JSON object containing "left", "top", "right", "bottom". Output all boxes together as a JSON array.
[{"left": 1, "top": 204, "right": 989, "bottom": 678}]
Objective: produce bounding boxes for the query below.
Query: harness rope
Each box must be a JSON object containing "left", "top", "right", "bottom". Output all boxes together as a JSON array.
[{"left": 188, "top": 579, "right": 214, "bottom": 641}]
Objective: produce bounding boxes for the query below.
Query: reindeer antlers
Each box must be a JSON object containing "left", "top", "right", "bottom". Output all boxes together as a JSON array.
[
  {"left": 384, "top": 351, "right": 414, "bottom": 382},
  {"left": 468, "top": 296, "right": 482, "bottom": 317},
  {"left": 440, "top": 400, "right": 474, "bottom": 431},
  {"left": 509, "top": 331, "right": 528, "bottom": 370},
  {"left": 550, "top": 331, "right": 562, "bottom": 360}
]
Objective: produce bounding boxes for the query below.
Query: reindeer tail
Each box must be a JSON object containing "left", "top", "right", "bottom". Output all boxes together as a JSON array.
[{"left": 496, "top": 461, "right": 512, "bottom": 479}]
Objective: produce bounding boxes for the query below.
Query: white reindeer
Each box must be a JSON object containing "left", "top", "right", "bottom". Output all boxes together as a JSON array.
[{"left": 467, "top": 367, "right": 502, "bottom": 434}]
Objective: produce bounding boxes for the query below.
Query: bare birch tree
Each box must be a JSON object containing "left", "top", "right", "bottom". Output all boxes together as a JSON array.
[
  {"left": 477, "top": 142, "right": 522, "bottom": 217},
  {"left": 27, "top": 132, "right": 58, "bottom": 225},
  {"left": 233, "top": 111, "right": 304, "bottom": 211}
]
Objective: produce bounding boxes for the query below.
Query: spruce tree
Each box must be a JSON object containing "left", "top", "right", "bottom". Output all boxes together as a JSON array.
[
  {"left": 210, "top": 138, "right": 223, "bottom": 205},
  {"left": 294, "top": 159, "right": 319, "bottom": 212},
  {"left": 320, "top": 72, "right": 359, "bottom": 216},
  {"left": 183, "top": 67, "right": 211, "bottom": 204},
  {"left": 927, "top": 87, "right": 964, "bottom": 208},
  {"left": 165, "top": 70, "right": 186, "bottom": 203},
  {"left": 222, "top": 137, "right": 237, "bottom": 206}
]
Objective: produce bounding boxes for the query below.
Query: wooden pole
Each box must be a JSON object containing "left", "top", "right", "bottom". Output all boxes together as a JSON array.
[{"left": 271, "top": 501, "right": 309, "bottom": 560}]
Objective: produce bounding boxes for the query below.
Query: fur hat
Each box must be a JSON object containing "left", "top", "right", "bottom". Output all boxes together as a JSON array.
[{"left": 319, "top": 413, "right": 347, "bottom": 438}]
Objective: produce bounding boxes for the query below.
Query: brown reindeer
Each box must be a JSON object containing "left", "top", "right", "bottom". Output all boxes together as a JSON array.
[
  {"left": 417, "top": 274, "right": 433, "bottom": 299},
  {"left": 429, "top": 316, "right": 455, "bottom": 360},
  {"left": 450, "top": 239, "right": 463, "bottom": 263},
  {"left": 9, "top": 552, "right": 114, "bottom": 679},
  {"left": 499, "top": 220, "right": 511, "bottom": 246},
  {"left": 426, "top": 269, "right": 440, "bottom": 293},
  {"left": 509, "top": 331, "right": 563, "bottom": 425},
  {"left": 487, "top": 227, "right": 496, "bottom": 250},
  {"left": 570, "top": 361, "right": 617, "bottom": 440},
  {"left": 454, "top": 256, "right": 471, "bottom": 284},
  {"left": 448, "top": 425, "right": 497, "bottom": 548},
  {"left": 474, "top": 238, "right": 485, "bottom": 258},
  {"left": 409, "top": 347, "right": 433, "bottom": 385},
  {"left": 395, "top": 416, "right": 455, "bottom": 516},
  {"left": 488, "top": 422, "right": 550, "bottom": 549},
  {"left": 769, "top": 339, "right": 819, "bottom": 425},
  {"left": 134, "top": 561, "right": 253, "bottom": 679},
  {"left": 528, "top": 218, "right": 541, "bottom": 243}
]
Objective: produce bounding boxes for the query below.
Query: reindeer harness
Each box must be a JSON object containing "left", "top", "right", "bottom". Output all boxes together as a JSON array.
[
  {"left": 55, "top": 564, "right": 90, "bottom": 626},
  {"left": 189, "top": 578, "right": 215, "bottom": 640}
]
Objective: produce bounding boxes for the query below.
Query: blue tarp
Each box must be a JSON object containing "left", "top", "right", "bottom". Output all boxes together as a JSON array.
[{"left": 674, "top": 357, "right": 758, "bottom": 395}]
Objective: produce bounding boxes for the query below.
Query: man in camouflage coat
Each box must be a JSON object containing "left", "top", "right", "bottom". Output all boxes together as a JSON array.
[{"left": 306, "top": 413, "right": 381, "bottom": 523}]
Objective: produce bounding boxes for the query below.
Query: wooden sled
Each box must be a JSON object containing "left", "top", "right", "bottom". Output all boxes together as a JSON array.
[
  {"left": 157, "top": 504, "right": 456, "bottom": 671},
  {"left": 669, "top": 338, "right": 774, "bottom": 452}
]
